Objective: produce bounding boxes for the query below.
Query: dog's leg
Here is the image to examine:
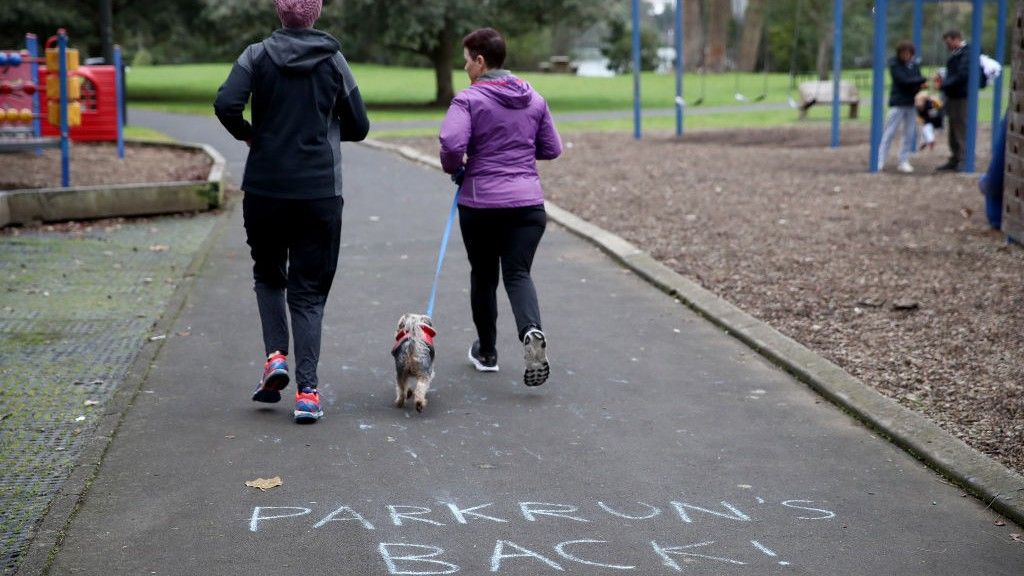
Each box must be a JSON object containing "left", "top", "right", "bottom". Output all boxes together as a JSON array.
[
  {"left": 394, "top": 378, "right": 407, "bottom": 408},
  {"left": 413, "top": 376, "right": 431, "bottom": 413}
]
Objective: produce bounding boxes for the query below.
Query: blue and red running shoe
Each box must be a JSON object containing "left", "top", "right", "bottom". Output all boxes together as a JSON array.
[
  {"left": 294, "top": 387, "right": 323, "bottom": 423},
  {"left": 251, "top": 352, "right": 289, "bottom": 403}
]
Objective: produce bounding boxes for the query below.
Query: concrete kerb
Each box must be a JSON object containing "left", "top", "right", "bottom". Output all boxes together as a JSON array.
[
  {"left": 360, "top": 137, "right": 1024, "bottom": 528},
  {"left": 0, "top": 139, "right": 225, "bottom": 228},
  {"left": 12, "top": 189, "right": 237, "bottom": 576}
]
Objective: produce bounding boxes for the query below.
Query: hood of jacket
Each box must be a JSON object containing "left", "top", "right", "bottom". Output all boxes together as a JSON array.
[
  {"left": 262, "top": 28, "right": 340, "bottom": 74},
  {"left": 472, "top": 71, "right": 534, "bottom": 110}
]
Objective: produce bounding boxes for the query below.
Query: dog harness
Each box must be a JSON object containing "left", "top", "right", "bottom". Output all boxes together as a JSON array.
[{"left": 392, "top": 323, "right": 436, "bottom": 354}]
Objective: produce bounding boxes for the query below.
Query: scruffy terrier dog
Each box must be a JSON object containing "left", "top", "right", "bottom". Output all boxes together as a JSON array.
[{"left": 391, "top": 313, "right": 436, "bottom": 412}]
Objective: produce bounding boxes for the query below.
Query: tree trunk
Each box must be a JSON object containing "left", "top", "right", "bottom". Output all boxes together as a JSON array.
[
  {"left": 431, "top": 17, "right": 456, "bottom": 106},
  {"left": 684, "top": 0, "right": 703, "bottom": 70},
  {"left": 705, "top": 0, "right": 731, "bottom": 72},
  {"left": 737, "top": 0, "right": 766, "bottom": 72},
  {"left": 816, "top": 21, "right": 834, "bottom": 81}
]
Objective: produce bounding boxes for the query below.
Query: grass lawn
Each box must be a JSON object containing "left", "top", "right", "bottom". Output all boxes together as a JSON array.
[
  {"left": 123, "top": 125, "right": 175, "bottom": 142},
  {"left": 127, "top": 62, "right": 1008, "bottom": 135}
]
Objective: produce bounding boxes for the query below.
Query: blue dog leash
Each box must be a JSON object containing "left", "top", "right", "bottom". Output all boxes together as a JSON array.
[{"left": 425, "top": 179, "right": 461, "bottom": 319}]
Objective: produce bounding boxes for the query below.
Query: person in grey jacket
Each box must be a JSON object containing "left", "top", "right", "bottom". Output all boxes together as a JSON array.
[{"left": 214, "top": 0, "right": 369, "bottom": 424}]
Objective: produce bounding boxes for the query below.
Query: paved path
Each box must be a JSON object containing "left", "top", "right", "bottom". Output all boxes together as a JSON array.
[{"left": 45, "top": 111, "right": 1023, "bottom": 575}]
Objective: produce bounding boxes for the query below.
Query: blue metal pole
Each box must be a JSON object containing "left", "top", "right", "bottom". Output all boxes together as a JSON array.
[
  {"left": 675, "top": 0, "right": 684, "bottom": 137},
  {"left": 869, "top": 0, "right": 889, "bottom": 172},
  {"left": 912, "top": 0, "right": 923, "bottom": 53},
  {"left": 964, "top": 0, "right": 983, "bottom": 173},
  {"left": 632, "top": 0, "right": 642, "bottom": 140},
  {"left": 58, "top": 29, "right": 70, "bottom": 187},
  {"left": 910, "top": 0, "right": 924, "bottom": 151},
  {"left": 992, "top": 0, "right": 1008, "bottom": 154},
  {"left": 831, "top": 0, "right": 843, "bottom": 148},
  {"left": 114, "top": 44, "right": 124, "bottom": 159},
  {"left": 26, "top": 34, "right": 41, "bottom": 154}
]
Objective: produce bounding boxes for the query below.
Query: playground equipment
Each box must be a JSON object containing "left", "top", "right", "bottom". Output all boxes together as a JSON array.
[
  {"left": 1, "top": 30, "right": 125, "bottom": 188},
  {"left": 867, "top": 0, "right": 1007, "bottom": 173}
]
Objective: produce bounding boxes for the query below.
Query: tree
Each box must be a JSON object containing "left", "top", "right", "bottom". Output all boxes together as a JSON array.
[
  {"left": 737, "top": 0, "right": 766, "bottom": 72},
  {"left": 684, "top": 0, "right": 703, "bottom": 70},
  {"left": 601, "top": 17, "right": 659, "bottom": 74},
  {"left": 343, "top": 0, "right": 612, "bottom": 106},
  {"left": 704, "top": 0, "right": 731, "bottom": 71}
]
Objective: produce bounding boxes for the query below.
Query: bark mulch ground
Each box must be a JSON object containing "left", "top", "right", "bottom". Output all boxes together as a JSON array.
[
  {"left": 1, "top": 142, "right": 211, "bottom": 190},
  {"left": 392, "top": 124, "right": 1024, "bottom": 477}
]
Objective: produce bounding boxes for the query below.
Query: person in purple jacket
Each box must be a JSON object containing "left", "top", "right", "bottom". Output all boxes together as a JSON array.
[{"left": 439, "top": 27, "right": 562, "bottom": 387}]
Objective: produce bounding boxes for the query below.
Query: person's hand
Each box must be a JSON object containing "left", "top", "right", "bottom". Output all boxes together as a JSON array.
[
  {"left": 245, "top": 139, "right": 252, "bottom": 148},
  {"left": 451, "top": 166, "right": 465, "bottom": 186}
]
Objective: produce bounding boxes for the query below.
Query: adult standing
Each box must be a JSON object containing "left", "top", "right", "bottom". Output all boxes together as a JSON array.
[
  {"left": 214, "top": 0, "right": 369, "bottom": 423},
  {"left": 936, "top": 29, "right": 971, "bottom": 171},
  {"left": 439, "top": 27, "right": 562, "bottom": 387},
  {"left": 878, "top": 41, "right": 926, "bottom": 173}
]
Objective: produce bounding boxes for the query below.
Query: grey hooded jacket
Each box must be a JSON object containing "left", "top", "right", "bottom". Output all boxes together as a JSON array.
[{"left": 215, "top": 28, "right": 369, "bottom": 199}]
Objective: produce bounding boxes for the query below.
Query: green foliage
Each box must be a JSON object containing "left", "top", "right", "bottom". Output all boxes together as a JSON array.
[
  {"left": 131, "top": 47, "right": 153, "bottom": 67},
  {"left": 602, "top": 17, "right": 659, "bottom": 74}
]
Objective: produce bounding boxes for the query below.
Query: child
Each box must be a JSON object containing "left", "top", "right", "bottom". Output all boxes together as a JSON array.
[{"left": 915, "top": 88, "right": 943, "bottom": 151}]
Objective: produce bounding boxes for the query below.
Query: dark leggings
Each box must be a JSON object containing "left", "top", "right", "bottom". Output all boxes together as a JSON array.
[
  {"left": 458, "top": 204, "right": 546, "bottom": 355},
  {"left": 243, "top": 193, "right": 343, "bottom": 389}
]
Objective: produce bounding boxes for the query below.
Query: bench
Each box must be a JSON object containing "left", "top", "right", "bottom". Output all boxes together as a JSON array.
[
  {"left": 797, "top": 80, "right": 859, "bottom": 119},
  {"left": 538, "top": 55, "right": 578, "bottom": 75}
]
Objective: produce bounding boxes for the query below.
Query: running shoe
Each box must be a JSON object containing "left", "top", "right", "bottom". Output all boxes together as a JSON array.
[
  {"left": 522, "top": 328, "right": 550, "bottom": 387},
  {"left": 252, "top": 352, "right": 289, "bottom": 403},
  {"left": 468, "top": 340, "right": 499, "bottom": 372},
  {"left": 294, "top": 387, "right": 323, "bottom": 423}
]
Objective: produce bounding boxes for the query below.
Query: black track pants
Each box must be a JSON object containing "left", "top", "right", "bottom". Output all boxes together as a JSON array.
[
  {"left": 458, "top": 204, "right": 546, "bottom": 355},
  {"left": 242, "top": 193, "right": 343, "bottom": 389}
]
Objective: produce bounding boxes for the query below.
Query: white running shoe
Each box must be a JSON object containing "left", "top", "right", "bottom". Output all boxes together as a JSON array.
[
  {"left": 897, "top": 161, "right": 914, "bottom": 173},
  {"left": 522, "top": 328, "right": 550, "bottom": 387}
]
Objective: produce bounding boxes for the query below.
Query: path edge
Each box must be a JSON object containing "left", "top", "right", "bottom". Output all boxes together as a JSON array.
[
  {"left": 361, "top": 137, "right": 1024, "bottom": 528},
  {"left": 14, "top": 194, "right": 238, "bottom": 576}
]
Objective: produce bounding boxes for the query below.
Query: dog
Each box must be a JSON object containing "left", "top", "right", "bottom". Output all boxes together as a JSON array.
[{"left": 391, "top": 313, "right": 436, "bottom": 412}]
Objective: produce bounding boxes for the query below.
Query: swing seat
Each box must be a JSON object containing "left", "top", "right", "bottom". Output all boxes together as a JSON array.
[{"left": 797, "top": 81, "right": 860, "bottom": 119}]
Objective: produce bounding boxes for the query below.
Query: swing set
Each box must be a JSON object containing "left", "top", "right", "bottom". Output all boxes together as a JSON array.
[{"left": 631, "top": 0, "right": 1008, "bottom": 173}]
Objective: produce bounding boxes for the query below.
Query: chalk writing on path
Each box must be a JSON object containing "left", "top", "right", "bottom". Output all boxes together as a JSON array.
[{"left": 247, "top": 497, "right": 835, "bottom": 573}]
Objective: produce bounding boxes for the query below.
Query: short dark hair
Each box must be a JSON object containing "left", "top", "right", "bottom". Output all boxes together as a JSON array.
[
  {"left": 942, "top": 29, "right": 962, "bottom": 40},
  {"left": 895, "top": 40, "right": 915, "bottom": 56},
  {"left": 463, "top": 27, "right": 506, "bottom": 69}
]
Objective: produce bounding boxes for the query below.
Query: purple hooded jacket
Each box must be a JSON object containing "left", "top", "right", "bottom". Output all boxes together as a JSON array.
[{"left": 440, "top": 72, "right": 562, "bottom": 209}]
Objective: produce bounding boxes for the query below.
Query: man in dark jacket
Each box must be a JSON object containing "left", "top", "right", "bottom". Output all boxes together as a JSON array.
[
  {"left": 214, "top": 0, "right": 369, "bottom": 423},
  {"left": 937, "top": 29, "right": 971, "bottom": 171},
  {"left": 878, "top": 41, "right": 926, "bottom": 173}
]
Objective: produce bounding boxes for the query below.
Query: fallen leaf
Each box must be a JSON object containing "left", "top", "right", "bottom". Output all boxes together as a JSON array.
[
  {"left": 476, "top": 464, "right": 497, "bottom": 469},
  {"left": 149, "top": 245, "right": 169, "bottom": 252},
  {"left": 148, "top": 334, "right": 166, "bottom": 342},
  {"left": 176, "top": 331, "right": 191, "bottom": 337},
  {"left": 84, "top": 400, "right": 99, "bottom": 407},
  {"left": 995, "top": 520, "right": 1006, "bottom": 526},
  {"left": 225, "top": 435, "right": 235, "bottom": 439},
  {"left": 1011, "top": 533, "right": 1023, "bottom": 543},
  {"left": 245, "top": 476, "right": 283, "bottom": 491},
  {"left": 960, "top": 207, "right": 973, "bottom": 219}
]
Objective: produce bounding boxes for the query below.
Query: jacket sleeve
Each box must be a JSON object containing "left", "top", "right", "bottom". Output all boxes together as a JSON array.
[
  {"left": 213, "top": 46, "right": 256, "bottom": 142},
  {"left": 439, "top": 94, "right": 471, "bottom": 175},
  {"left": 331, "top": 53, "right": 369, "bottom": 142},
  {"left": 944, "top": 51, "right": 970, "bottom": 92},
  {"left": 535, "top": 102, "right": 562, "bottom": 160},
  {"left": 891, "top": 62, "right": 926, "bottom": 90}
]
